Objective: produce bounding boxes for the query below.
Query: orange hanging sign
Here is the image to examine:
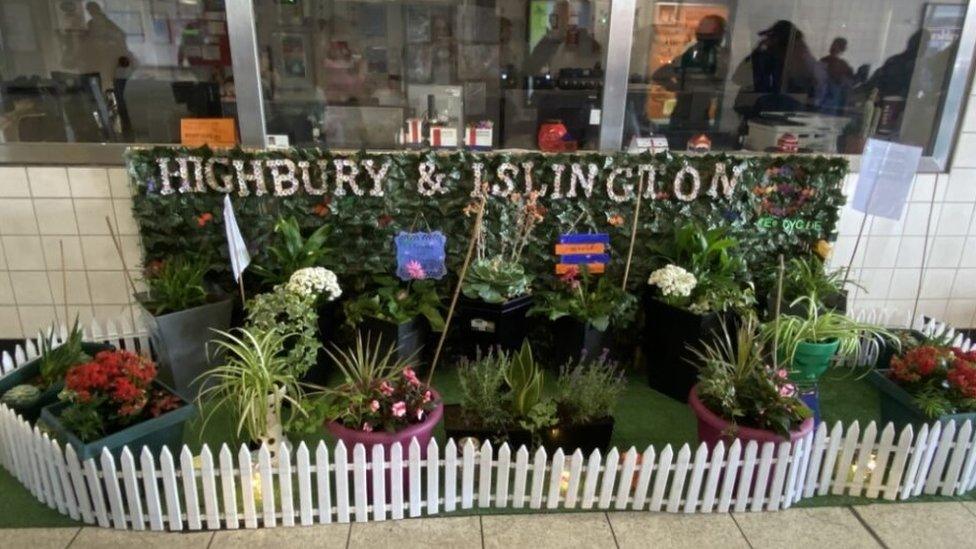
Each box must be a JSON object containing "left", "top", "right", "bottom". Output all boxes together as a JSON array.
[{"left": 180, "top": 118, "right": 238, "bottom": 148}]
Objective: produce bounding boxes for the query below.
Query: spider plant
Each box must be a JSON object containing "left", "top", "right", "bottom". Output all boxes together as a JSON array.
[
  {"left": 761, "top": 296, "right": 895, "bottom": 369},
  {"left": 197, "top": 328, "right": 313, "bottom": 444},
  {"left": 777, "top": 256, "right": 860, "bottom": 307}
]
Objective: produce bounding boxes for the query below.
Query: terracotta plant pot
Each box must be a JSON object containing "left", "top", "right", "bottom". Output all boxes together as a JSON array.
[{"left": 688, "top": 385, "right": 814, "bottom": 449}]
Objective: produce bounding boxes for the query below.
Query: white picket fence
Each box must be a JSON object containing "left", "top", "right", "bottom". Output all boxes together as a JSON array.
[{"left": 0, "top": 316, "right": 975, "bottom": 531}]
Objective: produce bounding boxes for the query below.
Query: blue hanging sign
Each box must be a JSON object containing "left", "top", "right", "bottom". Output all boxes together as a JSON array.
[
  {"left": 395, "top": 231, "right": 447, "bottom": 280},
  {"left": 555, "top": 233, "right": 610, "bottom": 275}
]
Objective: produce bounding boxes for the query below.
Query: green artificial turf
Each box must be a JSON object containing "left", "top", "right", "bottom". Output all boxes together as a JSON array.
[{"left": 0, "top": 365, "right": 972, "bottom": 528}]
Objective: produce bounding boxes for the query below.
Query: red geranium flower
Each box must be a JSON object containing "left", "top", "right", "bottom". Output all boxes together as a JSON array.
[{"left": 196, "top": 212, "right": 213, "bottom": 227}]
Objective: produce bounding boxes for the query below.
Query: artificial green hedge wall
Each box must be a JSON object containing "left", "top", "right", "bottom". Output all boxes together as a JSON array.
[{"left": 124, "top": 147, "right": 847, "bottom": 294}]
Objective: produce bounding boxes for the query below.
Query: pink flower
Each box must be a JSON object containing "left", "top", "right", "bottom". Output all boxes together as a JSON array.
[
  {"left": 422, "top": 390, "right": 432, "bottom": 403},
  {"left": 392, "top": 401, "right": 407, "bottom": 417},
  {"left": 362, "top": 422, "right": 373, "bottom": 432},
  {"left": 405, "top": 260, "right": 426, "bottom": 280},
  {"left": 404, "top": 368, "right": 420, "bottom": 387},
  {"left": 415, "top": 408, "right": 425, "bottom": 421},
  {"left": 380, "top": 381, "right": 394, "bottom": 396},
  {"left": 370, "top": 400, "right": 380, "bottom": 412}
]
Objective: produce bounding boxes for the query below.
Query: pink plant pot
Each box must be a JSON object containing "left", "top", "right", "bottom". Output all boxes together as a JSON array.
[
  {"left": 325, "top": 390, "right": 444, "bottom": 457},
  {"left": 688, "top": 385, "right": 814, "bottom": 448}
]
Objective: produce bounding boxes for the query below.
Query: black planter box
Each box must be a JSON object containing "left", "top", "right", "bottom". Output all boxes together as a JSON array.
[
  {"left": 443, "top": 404, "right": 533, "bottom": 449},
  {"left": 642, "top": 296, "right": 736, "bottom": 402},
  {"left": 868, "top": 369, "right": 976, "bottom": 431},
  {"left": 543, "top": 416, "right": 614, "bottom": 454},
  {"left": 765, "top": 289, "right": 848, "bottom": 318},
  {"left": 550, "top": 317, "right": 605, "bottom": 368},
  {"left": 458, "top": 294, "right": 534, "bottom": 356},
  {"left": 358, "top": 315, "right": 430, "bottom": 366},
  {"left": 873, "top": 329, "right": 926, "bottom": 370}
]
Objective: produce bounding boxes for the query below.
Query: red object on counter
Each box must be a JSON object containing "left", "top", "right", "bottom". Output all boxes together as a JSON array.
[{"left": 538, "top": 120, "right": 577, "bottom": 153}]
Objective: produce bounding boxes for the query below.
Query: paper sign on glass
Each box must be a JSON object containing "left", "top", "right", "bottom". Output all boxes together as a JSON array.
[
  {"left": 852, "top": 139, "right": 922, "bottom": 220},
  {"left": 181, "top": 118, "right": 238, "bottom": 148},
  {"left": 395, "top": 231, "right": 447, "bottom": 281}
]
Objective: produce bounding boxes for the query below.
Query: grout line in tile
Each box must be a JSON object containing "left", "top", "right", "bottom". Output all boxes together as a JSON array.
[
  {"left": 64, "top": 526, "right": 83, "bottom": 548},
  {"left": 479, "top": 514, "right": 485, "bottom": 549},
  {"left": 345, "top": 521, "right": 352, "bottom": 549},
  {"left": 848, "top": 506, "right": 890, "bottom": 549},
  {"left": 728, "top": 513, "right": 755, "bottom": 549},
  {"left": 604, "top": 511, "right": 620, "bottom": 549}
]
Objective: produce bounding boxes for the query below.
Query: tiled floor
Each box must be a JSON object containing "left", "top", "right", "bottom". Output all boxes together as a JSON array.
[{"left": 5, "top": 502, "right": 976, "bottom": 549}]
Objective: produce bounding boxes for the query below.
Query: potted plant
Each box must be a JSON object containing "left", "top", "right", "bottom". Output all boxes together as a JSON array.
[
  {"left": 137, "top": 255, "right": 233, "bottom": 399},
  {"left": 643, "top": 223, "right": 754, "bottom": 401},
  {"left": 761, "top": 296, "right": 894, "bottom": 384},
  {"left": 198, "top": 327, "right": 314, "bottom": 460},
  {"left": 544, "top": 350, "right": 626, "bottom": 453},
  {"left": 868, "top": 345, "right": 976, "bottom": 430},
  {"left": 459, "top": 192, "right": 545, "bottom": 355},
  {"left": 247, "top": 267, "right": 342, "bottom": 384},
  {"left": 40, "top": 350, "right": 193, "bottom": 460},
  {"left": 0, "top": 319, "right": 111, "bottom": 422},
  {"left": 689, "top": 317, "right": 814, "bottom": 448},
  {"left": 318, "top": 335, "right": 443, "bottom": 456},
  {"left": 445, "top": 342, "right": 556, "bottom": 448},
  {"left": 766, "top": 255, "right": 855, "bottom": 317},
  {"left": 343, "top": 274, "right": 445, "bottom": 365},
  {"left": 529, "top": 265, "right": 636, "bottom": 367}
]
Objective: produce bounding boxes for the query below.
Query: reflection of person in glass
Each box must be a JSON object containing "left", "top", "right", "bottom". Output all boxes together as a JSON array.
[
  {"left": 526, "top": 1, "right": 603, "bottom": 75},
  {"left": 651, "top": 15, "right": 729, "bottom": 132},
  {"left": 81, "top": 2, "right": 133, "bottom": 92},
  {"left": 731, "top": 20, "right": 826, "bottom": 121},
  {"left": 820, "top": 38, "right": 855, "bottom": 114}
]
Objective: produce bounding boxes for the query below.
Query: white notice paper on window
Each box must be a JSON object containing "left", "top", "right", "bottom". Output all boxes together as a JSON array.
[{"left": 852, "top": 138, "right": 922, "bottom": 220}]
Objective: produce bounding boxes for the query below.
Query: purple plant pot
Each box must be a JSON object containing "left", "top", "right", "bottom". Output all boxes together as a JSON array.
[
  {"left": 326, "top": 390, "right": 444, "bottom": 456},
  {"left": 688, "top": 385, "right": 814, "bottom": 449}
]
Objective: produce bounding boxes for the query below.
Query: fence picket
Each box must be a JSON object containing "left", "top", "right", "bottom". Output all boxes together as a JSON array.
[
  {"left": 83, "top": 456, "right": 110, "bottom": 528},
  {"left": 717, "top": 440, "right": 741, "bottom": 513},
  {"left": 924, "top": 421, "right": 955, "bottom": 495},
  {"left": 597, "top": 447, "right": 620, "bottom": 509},
  {"left": 238, "top": 445, "right": 258, "bottom": 528},
  {"left": 159, "top": 447, "right": 183, "bottom": 531},
  {"left": 648, "top": 445, "right": 673, "bottom": 512},
  {"left": 51, "top": 440, "right": 80, "bottom": 521},
  {"left": 408, "top": 439, "right": 422, "bottom": 517},
  {"left": 700, "top": 441, "right": 725, "bottom": 513},
  {"left": 750, "top": 443, "right": 776, "bottom": 511},
  {"left": 258, "top": 446, "right": 277, "bottom": 527},
  {"left": 390, "top": 443, "right": 404, "bottom": 520},
  {"left": 140, "top": 448, "right": 163, "bottom": 530},
  {"left": 27, "top": 427, "right": 49, "bottom": 504},
  {"left": 817, "top": 422, "right": 844, "bottom": 496},
  {"left": 683, "top": 443, "right": 709, "bottom": 513},
  {"left": 427, "top": 439, "right": 440, "bottom": 515},
  {"left": 119, "top": 447, "right": 143, "bottom": 530},
  {"left": 315, "top": 442, "right": 333, "bottom": 524},
  {"left": 546, "top": 449, "right": 565, "bottom": 509},
  {"left": 794, "top": 429, "right": 817, "bottom": 502},
  {"left": 900, "top": 424, "right": 930, "bottom": 499},
  {"left": 581, "top": 449, "right": 602, "bottom": 509},
  {"left": 179, "top": 447, "right": 201, "bottom": 530},
  {"left": 444, "top": 439, "right": 458, "bottom": 512},
  {"left": 915, "top": 422, "right": 942, "bottom": 496},
  {"left": 783, "top": 437, "right": 805, "bottom": 508},
  {"left": 99, "top": 449, "right": 126, "bottom": 529},
  {"left": 884, "top": 425, "right": 914, "bottom": 500},
  {"left": 199, "top": 445, "right": 220, "bottom": 530},
  {"left": 371, "top": 444, "right": 386, "bottom": 522},
  {"left": 530, "top": 447, "right": 548, "bottom": 509},
  {"left": 479, "top": 440, "right": 493, "bottom": 508},
  {"left": 830, "top": 422, "right": 859, "bottom": 495},
  {"left": 1, "top": 351, "right": 14, "bottom": 375},
  {"left": 352, "top": 444, "right": 368, "bottom": 522},
  {"left": 219, "top": 445, "right": 240, "bottom": 529},
  {"left": 511, "top": 446, "right": 528, "bottom": 509},
  {"left": 461, "top": 440, "right": 476, "bottom": 509},
  {"left": 565, "top": 449, "right": 585, "bottom": 508},
  {"left": 279, "top": 444, "right": 295, "bottom": 527},
  {"left": 495, "top": 444, "right": 511, "bottom": 509},
  {"left": 615, "top": 448, "right": 638, "bottom": 511},
  {"left": 296, "top": 443, "right": 313, "bottom": 526},
  {"left": 65, "top": 445, "right": 94, "bottom": 524},
  {"left": 41, "top": 435, "right": 67, "bottom": 515},
  {"left": 733, "top": 441, "right": 758, "bottom": 513},
  {"left": 866, "top": 424, "right": 896, "bottom": 499},
  {"left": 850, "top": 422, "right": 878, "bottom": 496},
  {"left": 666, "top": 445, "right": 691, "bottom": 513},
  {"left": 958, "top": 422, "right": 976, "bottom": 493},
  {"left": 630, "top": 447, "right": 654, "bottom": 511},
  {"left": 766, "top": 442, "right": 792, "bottom": 510},
  {"left": 940, "top": 421, "right": 972, "bottom": 495},
  {"left": 334, "top": 441, "right": 350, "bottom": 523}
]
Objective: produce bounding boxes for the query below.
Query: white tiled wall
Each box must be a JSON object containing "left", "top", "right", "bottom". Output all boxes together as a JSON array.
[{"left": 0, "top": 167, "right": 144, "bottom": 339}]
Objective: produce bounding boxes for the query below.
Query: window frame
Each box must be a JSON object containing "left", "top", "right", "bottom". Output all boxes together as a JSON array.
[{"left": 0, "top": 0, "right": 971, "bottom": 173}]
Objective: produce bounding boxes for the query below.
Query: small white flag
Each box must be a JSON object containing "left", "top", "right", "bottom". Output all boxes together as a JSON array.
[{"left": 223, "top": 195, "right": 250, "bottom": 282}]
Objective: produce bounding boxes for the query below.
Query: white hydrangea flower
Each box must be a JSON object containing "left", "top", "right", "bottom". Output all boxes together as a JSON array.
[
  {"left": 647, "top": 264, "right": 697, "bottom": 298},
  {"left": 286, "top": 267, "right": 342, "bottom": 301}
]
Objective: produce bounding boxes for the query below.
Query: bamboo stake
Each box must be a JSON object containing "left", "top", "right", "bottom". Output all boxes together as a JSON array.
[
  {"left": 105, "top": 216, "right": 140, "bottom": 297},
  {"left": 773, "top": 254, "right": 785, "bottom": 370},
  {"left": 427, "top": 193, "right": 487, "bottom": 386},
  {"left": 621, "top": 169, "right": 647, "bottom": 290}
]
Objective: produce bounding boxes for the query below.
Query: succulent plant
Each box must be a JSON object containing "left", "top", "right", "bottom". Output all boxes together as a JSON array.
[{"left": 1, "top": 384, "right": 42, "bottom": 410}]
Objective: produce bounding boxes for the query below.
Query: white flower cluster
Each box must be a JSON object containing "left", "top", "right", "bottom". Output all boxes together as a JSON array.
[
  {"left": 286, "top": 267, "right": 342, "bottom": 301},
  {"left": 647, "top": 264, "right": 697, "bottom": 298}
]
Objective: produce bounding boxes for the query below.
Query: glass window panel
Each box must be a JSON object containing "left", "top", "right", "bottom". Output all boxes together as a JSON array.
[
  {"left": 625, "top": 0, "right": 967, "bottom": 155},
  {"left": 254, "top": 0, "right": 610, "bottom": 150},
  {"left": 0, "top": 0, "right": 236, "bottom": 144}
]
